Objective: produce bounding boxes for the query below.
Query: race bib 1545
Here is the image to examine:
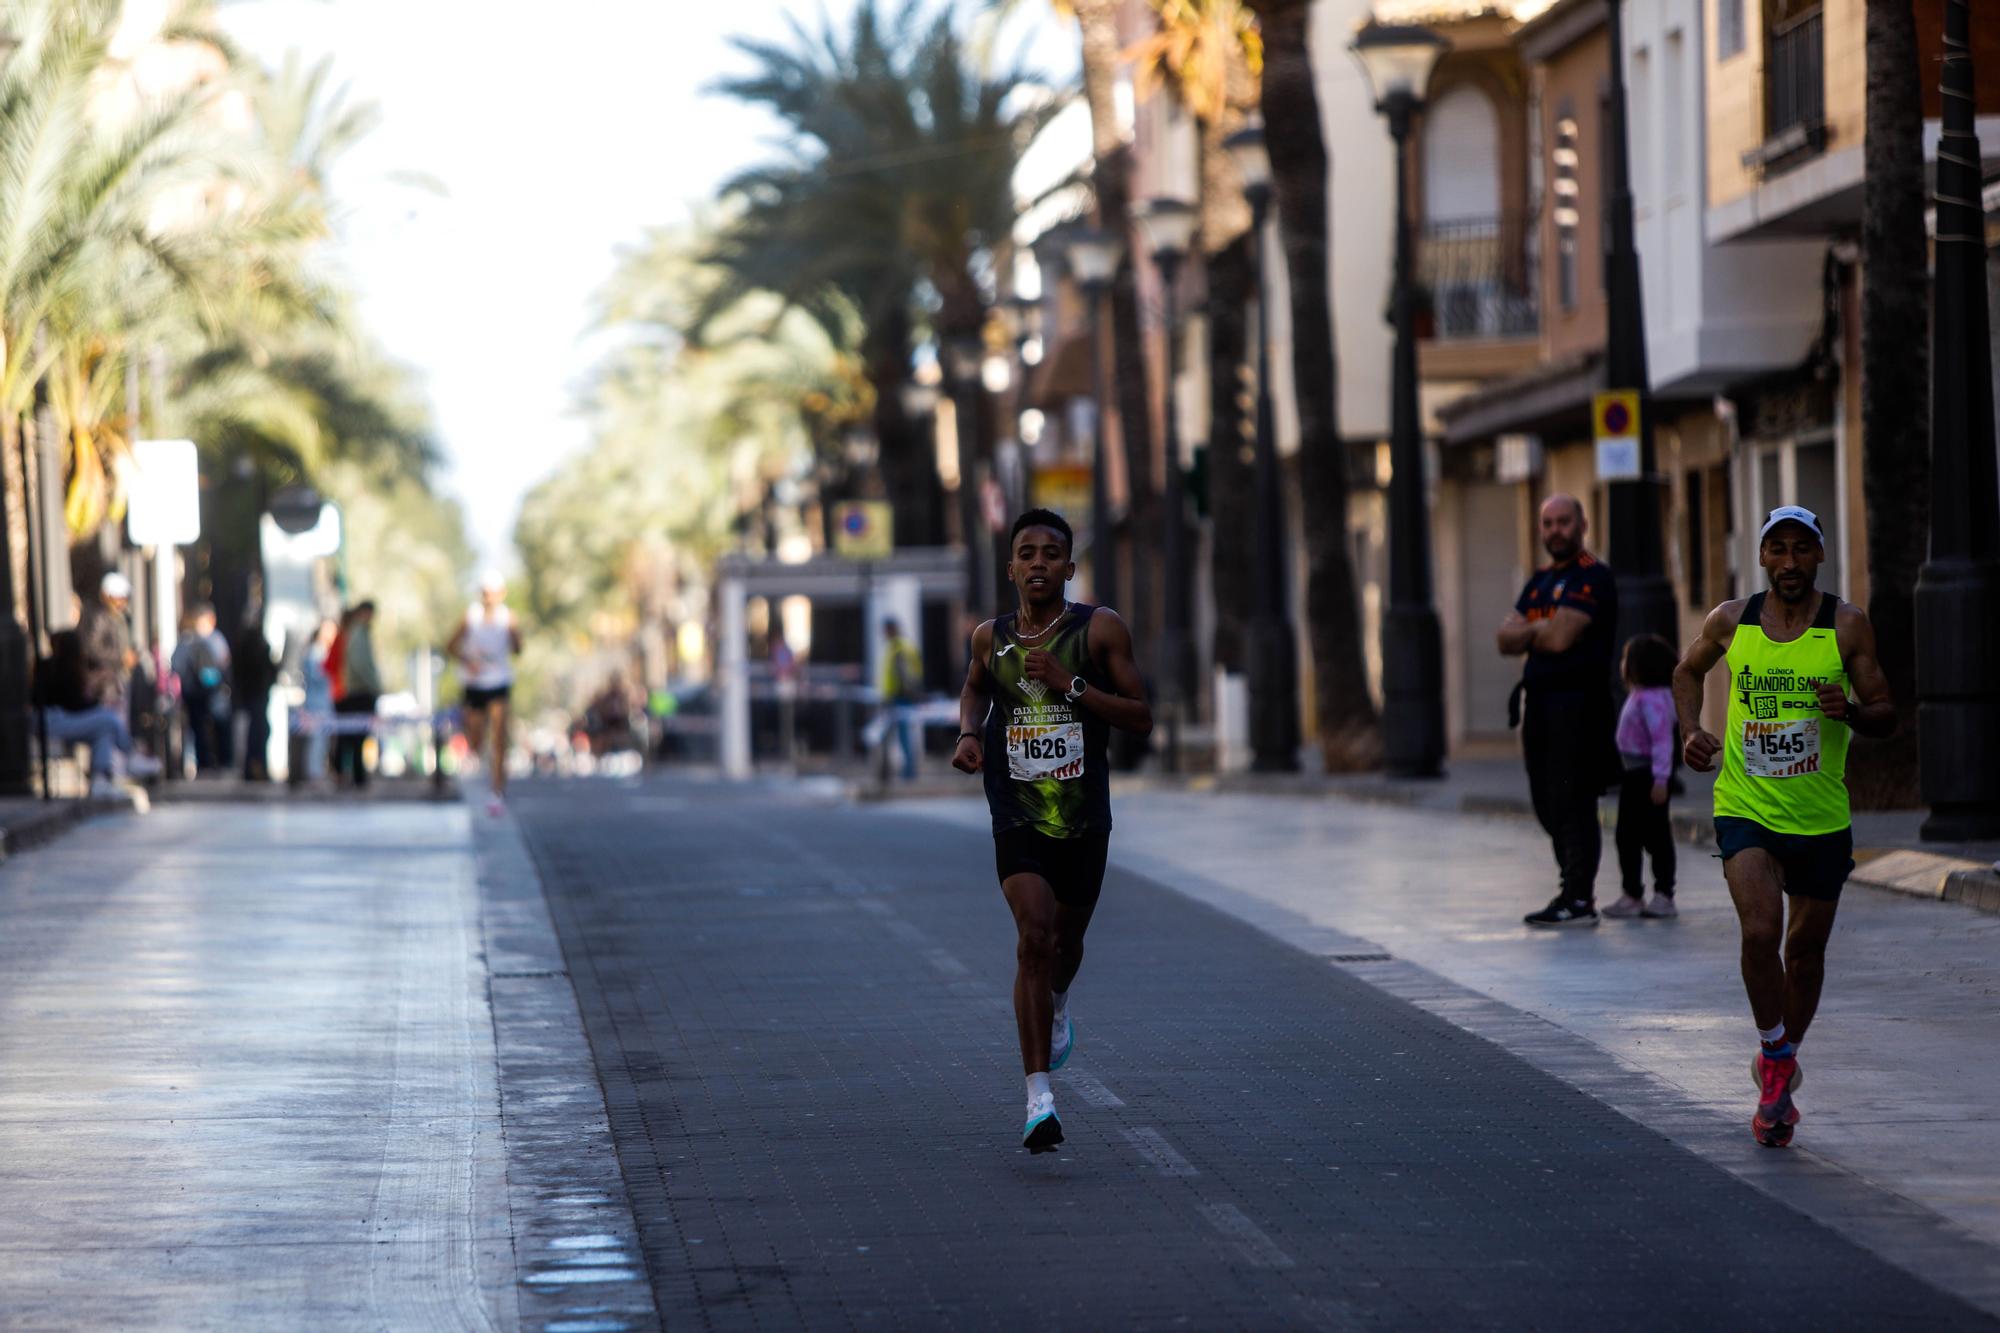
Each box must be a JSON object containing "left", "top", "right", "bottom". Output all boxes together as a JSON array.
[{"left": 1742, "top": 718, "right": 1821, "bottom": 778}]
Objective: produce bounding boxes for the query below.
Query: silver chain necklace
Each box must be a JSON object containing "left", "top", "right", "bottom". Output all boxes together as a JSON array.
[{"left": 1013, "top": 601, "right": 1068, "bottom": 644}]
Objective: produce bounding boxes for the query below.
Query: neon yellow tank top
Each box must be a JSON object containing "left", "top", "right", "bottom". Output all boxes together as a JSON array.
[{"left": 1713, "top": 591, "right": 1850, "bottom": 834}]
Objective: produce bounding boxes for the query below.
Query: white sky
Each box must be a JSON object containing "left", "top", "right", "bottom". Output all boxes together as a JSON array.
[{"left": 221, "top": 1, "right": 1079, "bottom": 573}]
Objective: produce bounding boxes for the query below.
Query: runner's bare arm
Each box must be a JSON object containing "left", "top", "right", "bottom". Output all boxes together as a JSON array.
[
  {"left": 1050, "top": 609, "right": 1151, "bottom": 737},
  {"left": 953, "top": 621, "right": 995, "bottom": 773},
  {"left": 1497, "top": 607, "right": 1590, "bottom": 655},
  {"left": 1674, "top": 600, "right": 1741, "bottom": 771},
  {"left": 1828, "top": 604, "right": 1897, "bottom": 738},
  {"left": 445, "top": 618, "right": 469, "bottom": 664}
]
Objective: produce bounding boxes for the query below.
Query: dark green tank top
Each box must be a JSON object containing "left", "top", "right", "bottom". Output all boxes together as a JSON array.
[{"left": 982, "top": 604, "right": 1112, "bottom": 837}]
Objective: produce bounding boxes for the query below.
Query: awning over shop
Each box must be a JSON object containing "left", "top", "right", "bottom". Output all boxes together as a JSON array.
[{"left": 1436, "top": 350, "right": 1604, "bottom": 447}]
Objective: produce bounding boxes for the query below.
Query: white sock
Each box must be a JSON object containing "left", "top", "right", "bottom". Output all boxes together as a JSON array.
[
  {"left": 1026, "top": 1072, "right": 1051, "bottom": 1102},
  {"left": 1758, "top": 1021, "right": 1786, "bottom": 1045},
  {"left": 1052, "top": 989, "right": 1069, "bottom": 1021}
]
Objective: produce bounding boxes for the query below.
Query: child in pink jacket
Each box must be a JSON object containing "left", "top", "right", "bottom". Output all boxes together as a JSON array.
[{"left": 1606, "top": 634, "right": 1679, "bottom": 919}]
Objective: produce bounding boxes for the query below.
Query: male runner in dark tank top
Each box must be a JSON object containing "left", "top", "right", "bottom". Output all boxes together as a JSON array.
[{"left": 953, "top": 510, "right": 1152, "bottom": 1152}]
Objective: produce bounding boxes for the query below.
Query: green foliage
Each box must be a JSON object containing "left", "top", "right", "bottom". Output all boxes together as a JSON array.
[
  {"left": 702, "top": 0, "right": 1066, "bottom": 345},
  {"left": 515, "top": 226, "right": 854, "bottom": 677},
  {"left": 0, "top": 0, "right": 468, "bottom": 670}
]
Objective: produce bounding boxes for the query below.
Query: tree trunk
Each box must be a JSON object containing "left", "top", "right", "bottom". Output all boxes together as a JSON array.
[
  {"left": 1205, "top": 233, "right": 1255, "bottom": 674},
  {"left": 1073, "top": 0, "right": 1155, "bottom": 644},
  {"left": 1246, "top": 0, "right": 1381, "bottom": 770},
  {"left": 864, "top": 311, "right": 939, "bottom": 550},
  {"left": 1199, "top": 46, "right": 1256, "bottom": 674},
  {"left": 1856, "top": 0, "right": 1928, "bottom": 804}
]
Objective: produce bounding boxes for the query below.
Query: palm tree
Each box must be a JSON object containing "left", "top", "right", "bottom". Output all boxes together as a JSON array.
[
  {"left": 1857, "top": 0, "right": 1928, "bottom": 802},
  {"left": 1128, "top": 0, "right": 1260, "bottom": 672},
  {"left": 704, "top": 0, "right": 1060, "bottom": 550},
  {"left": 0, "top": 0, "right": 218, "bottom": 624},
  {"left": 1242, "top": 0, "right": 1380, "bottom": 770}
]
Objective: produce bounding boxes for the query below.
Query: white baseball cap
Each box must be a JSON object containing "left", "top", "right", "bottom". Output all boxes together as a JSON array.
[
  {"left": 100, "top": 572, "right": 132, "bottom": 599},
  {"left": 1759, "top": 505, "right": 1823, "bottom": 543},
  {"left": 479, "top": 569, "right": 507, "bottom": 594}
]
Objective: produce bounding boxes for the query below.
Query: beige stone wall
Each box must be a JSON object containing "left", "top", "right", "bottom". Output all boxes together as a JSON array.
[
  {"left": 1538, "top": 29, "right": 1613, "bottom": 363},
  {"left": 1709, "top": 0, "right": 1867, "bottom": 210},
  {"left": 1821, "top": 0, "right": 1866, "bottom": 161},
  {"left": 1705, "top": 0, "right": 1763, "bottom": 210}
]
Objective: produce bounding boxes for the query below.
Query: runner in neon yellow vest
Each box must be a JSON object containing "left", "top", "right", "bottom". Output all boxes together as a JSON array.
[{"left": 1672, "top": 506, "right": 1896, "bottom": 1149}]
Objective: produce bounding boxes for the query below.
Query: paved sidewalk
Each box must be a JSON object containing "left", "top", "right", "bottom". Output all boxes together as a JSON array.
[
  {"left": 905, "top": 790, "right": 2000, "bottom": 1299},
  {"left": 0, "top": 801, "right": 654, "bottom": 1331}
]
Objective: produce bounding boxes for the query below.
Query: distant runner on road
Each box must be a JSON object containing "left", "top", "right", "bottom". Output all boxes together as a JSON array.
[
  {"left": 1672, "top": 506, "right": 1895, "bottom": 1147},
  {"left": 953, "top": 509, "right": 1152, "bottom": 1152},
  {"left": 449, "top": 572, "right": 522, "bottom": 818}
]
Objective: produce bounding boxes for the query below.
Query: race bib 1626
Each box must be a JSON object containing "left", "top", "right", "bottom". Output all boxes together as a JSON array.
[{"left": 1008, "top": 722, "right": 1085, "bottom": 782}]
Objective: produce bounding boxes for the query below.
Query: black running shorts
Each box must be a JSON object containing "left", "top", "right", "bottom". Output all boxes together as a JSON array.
[
  {"left": 464, "top": 684, "right": 512, "bottom": 710},
  {"left": 1714, "top": 816, "right": 1854, "bottom": 901},
  {"left": 994, "top": 827, "right": 1110, "bottom": 908}
]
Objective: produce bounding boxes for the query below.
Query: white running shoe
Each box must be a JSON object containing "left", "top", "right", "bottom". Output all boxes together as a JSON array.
[
  {"left": 1641, "top": 892, "right": 1678, "bottom": 918},
  {"left": 125, "top": 753, "right": 163, "bottom": 779},
  {"left": 1022, "top": 1092, "right": 1063, "bottom": 1152},
  {"left": 1601, "top": 895, "right": 1644, "bottom": 919},
  {"left": 1050, "top": 1013, "right": 1074, "bottom": 1071}
]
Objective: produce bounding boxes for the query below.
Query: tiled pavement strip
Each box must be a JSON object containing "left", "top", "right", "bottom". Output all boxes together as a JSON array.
[
  {"left": 0, "top": 801, "right": 656, "bottom": 1332},
  {"left": 512, "top": 778, "right": 1996, "bottom": 1330}
]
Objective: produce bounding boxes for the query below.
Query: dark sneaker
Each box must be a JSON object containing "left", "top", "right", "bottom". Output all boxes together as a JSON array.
[
  {"left": 1524, "top": 896, "right": 1600, "bottom": 928},
  {"left": 1753, "top": 1052, "right": 1802, "bottom": 1147}
]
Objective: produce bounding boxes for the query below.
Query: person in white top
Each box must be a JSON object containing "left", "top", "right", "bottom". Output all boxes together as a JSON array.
[{"left": 448, "top": 572, "right": 522, "bottom": 815}]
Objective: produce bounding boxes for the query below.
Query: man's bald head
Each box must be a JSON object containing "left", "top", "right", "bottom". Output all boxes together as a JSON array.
[{"left": 1539, "top": 493, "right": 1587, "bottom": 563}]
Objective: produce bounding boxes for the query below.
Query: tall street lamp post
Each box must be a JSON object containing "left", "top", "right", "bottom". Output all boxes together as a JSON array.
[
  {"left": 1352, "top": 24, "right": 1450, "bottom": 778},
  {"left": 1135, "top": 197, "right": 1200, "bottom": 772},
  {"left": 1916, "top": 0, "right": 2000, "bottom": 840},
  {"left": 943, "top": 334, "right": 989, "bottom": 618},
  {"left": 1063, "top": 227, "right": 1125, "bottom": 613},
  {"left": 1223, "top": 124, "right": 1301, "bottom": 771},
  {"left": 1601, "top": 0, "right": 1676, "bottom": 649}
]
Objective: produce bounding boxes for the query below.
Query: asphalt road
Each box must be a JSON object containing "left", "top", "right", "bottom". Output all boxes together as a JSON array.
[{"left": 513, "top": 776, "right": 1991, "bottom": 1331}]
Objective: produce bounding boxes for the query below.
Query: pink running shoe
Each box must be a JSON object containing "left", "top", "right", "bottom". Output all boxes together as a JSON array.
[
  {"left": 1753, "top": 1052, "right": 1802, "bottom": 1147},
  {"left": 1751, "top": 1051, "right": 1804, "bottom": 1094}
]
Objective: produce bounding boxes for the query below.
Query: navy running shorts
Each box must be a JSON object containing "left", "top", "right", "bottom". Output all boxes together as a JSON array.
[{"left": 1714, "top": 816, "right": 1854, "bottom": 901}]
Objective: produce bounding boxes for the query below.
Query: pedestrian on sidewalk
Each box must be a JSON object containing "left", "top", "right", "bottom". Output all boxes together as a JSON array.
[
  {"left": 33, "top": 627, "right": 159, "bottom": 795},
  {"left": 172, "top": 604, "right": 233, "bottom": 773},
  {"left": 301, "top": 617, "right": 338, "bottom": 781},
  {"left": 1497, "top": 494, "right": 1621, "bottom": 927},
  {"left": 1604, "top": 633, "right": 1679, "bottom": 920},
  {"left": 879, "top": 619, "right": 923, "bottom": 781},
  {"left": 1673, "top": 506, "right": 1896, "bottom": 1148},
  {"left": 953, "top": 509, "right": 1153, "bottom": 1153},
  {"left": 233, "top": 604, "right": 277, "bottom": 782},
  {"left": 333, "top": 601, "right": 382, "bottom": 789}
]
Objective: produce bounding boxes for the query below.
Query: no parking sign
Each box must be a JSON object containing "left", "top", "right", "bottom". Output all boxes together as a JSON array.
[
  {"left": 1592, "top": 390, "right": 1642, "bottom": 481},
  {"left": 834, "top": 500, "right": 893, "bottom": 559}
]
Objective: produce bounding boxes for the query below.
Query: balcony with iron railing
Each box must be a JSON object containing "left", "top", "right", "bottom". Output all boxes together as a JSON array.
[{"left": 1414, "top": 212, "right": 1540, "bottom": 379}]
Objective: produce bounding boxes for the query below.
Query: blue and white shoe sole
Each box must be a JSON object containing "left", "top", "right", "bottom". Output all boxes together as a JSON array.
[
  {"left": 1022, "top": 1109, "right": 1064, "bottom": 1152},
  {"left": 1050, "top": 1017, "right": 1075, "bottom": 1072}
]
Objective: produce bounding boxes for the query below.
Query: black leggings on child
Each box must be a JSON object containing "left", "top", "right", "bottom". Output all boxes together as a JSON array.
[{"left": 1616, "top": 768, "right": 1676, "bottom": 898}]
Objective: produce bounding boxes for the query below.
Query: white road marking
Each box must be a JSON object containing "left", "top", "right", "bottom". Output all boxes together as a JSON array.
[
  {"left": 1197, "top": 1202, "right": 1296, "bottom": 1270},
  {"left": 1124, "top": 1127, "right": 1198, "bottom": 1177}
]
